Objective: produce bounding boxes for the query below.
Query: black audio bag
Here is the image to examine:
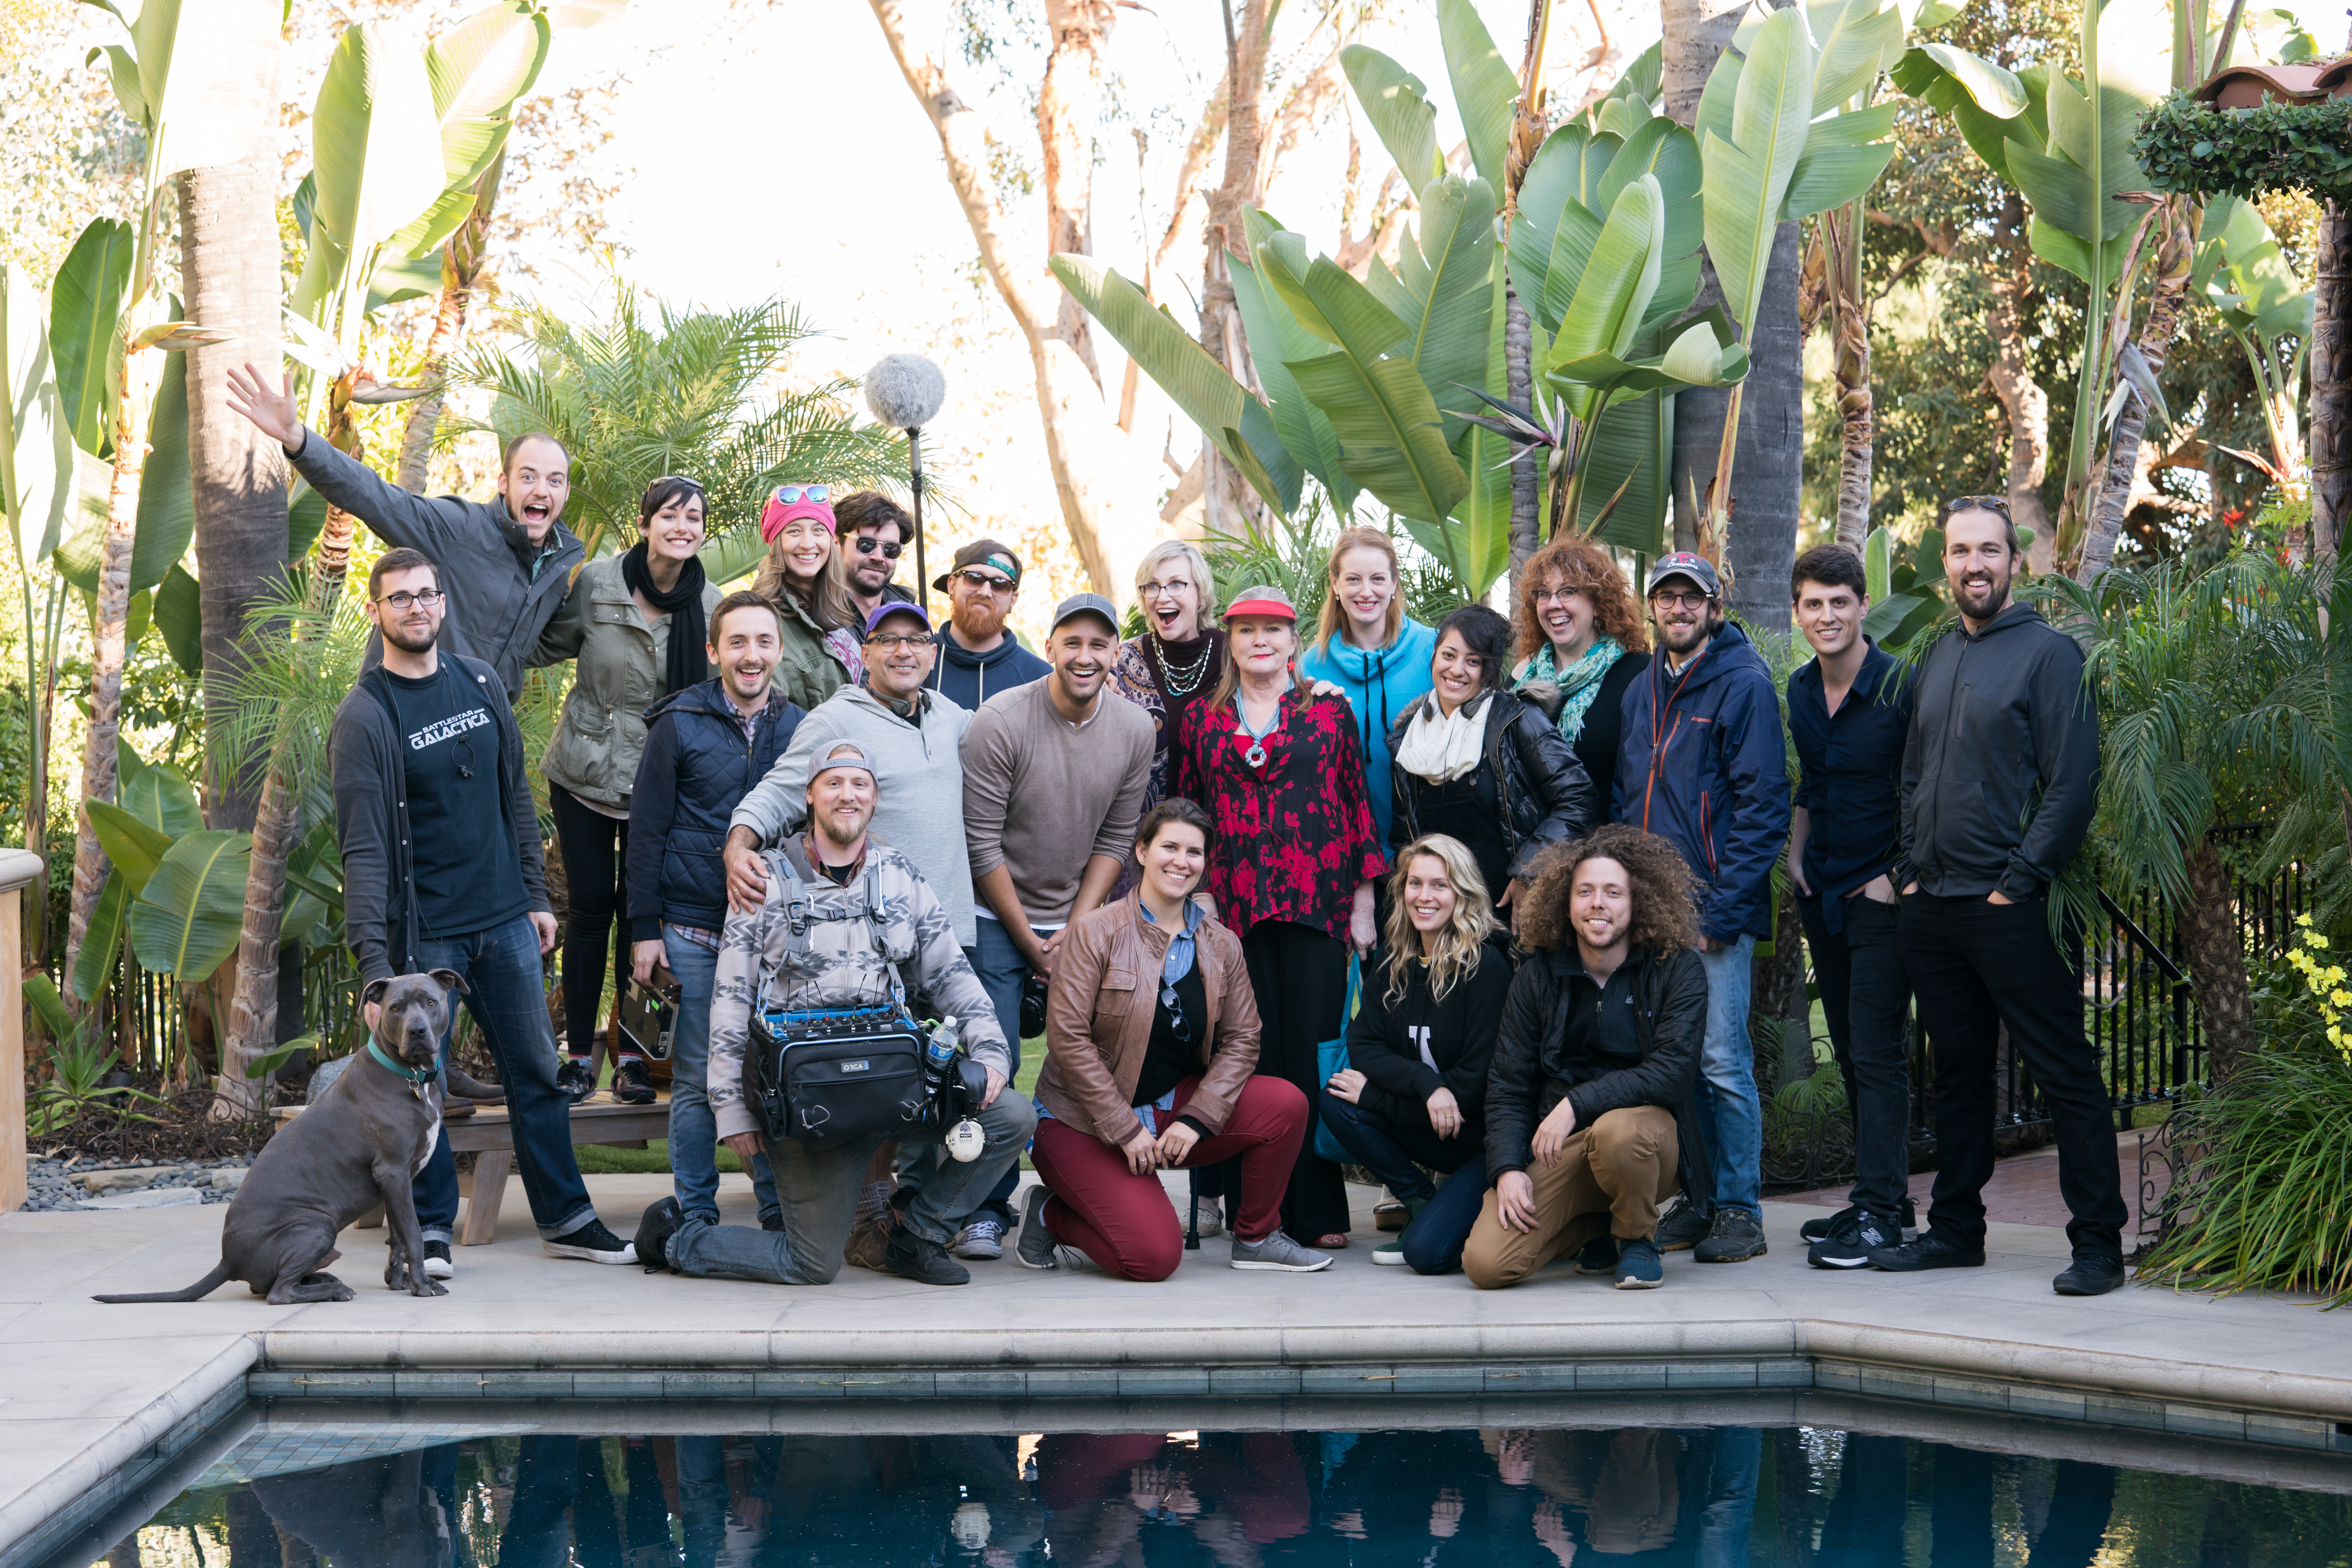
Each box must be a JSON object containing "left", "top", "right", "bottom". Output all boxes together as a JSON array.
[{"left": 737, "top": 851, "right": 957, "bottom": 1147}]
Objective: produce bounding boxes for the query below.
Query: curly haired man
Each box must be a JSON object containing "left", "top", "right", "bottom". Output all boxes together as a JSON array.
[{"left": 1463, "top": 825, "right": 1708, "bottom": 1290}]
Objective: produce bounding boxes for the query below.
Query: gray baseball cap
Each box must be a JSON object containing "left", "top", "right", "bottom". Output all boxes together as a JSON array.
[
  {"left": 1644, "top": 551, "right": 1722, "bottom": 599},
  {"left": 807, "top": 742, "right": 878, "bottom": 784},
  {"left": 1050, "top": 592, "right": 1121, "bottom": 636}
]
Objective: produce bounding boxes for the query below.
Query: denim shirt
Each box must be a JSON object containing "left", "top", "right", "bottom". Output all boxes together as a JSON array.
[
  {"left": 1787, "top": 640, "right": 1911, "bottom": 933},
  {"left": 1034, "top": 897, "right": 1205, "bottom": 1132}
]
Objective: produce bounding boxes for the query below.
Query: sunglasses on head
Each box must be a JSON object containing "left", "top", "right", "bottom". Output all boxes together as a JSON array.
[
  {"left": 772, "top": 484, "right": 831, "bottom": 505},
  {"left": 855, "top": 536, "right": 904, "bottom": 559},
  {"left": 1943, "top": 494, "right": 2011, "bottom": 515}
]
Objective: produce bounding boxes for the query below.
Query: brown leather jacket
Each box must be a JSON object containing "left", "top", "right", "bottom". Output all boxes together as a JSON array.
[{"left": 1035, "top": 893, "right": 1260, "bottom": 1146}]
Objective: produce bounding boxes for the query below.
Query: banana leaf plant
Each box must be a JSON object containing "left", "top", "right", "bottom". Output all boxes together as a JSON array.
[
  {"left": 1892, "top": 0, "right": 2195, "bottom": 573},
  {"left": 2192, "top": 192, "right": 2313, "bottom": 494},
  {"left": 1689, "top": 1, "right": 1905, "bottom": 555}
]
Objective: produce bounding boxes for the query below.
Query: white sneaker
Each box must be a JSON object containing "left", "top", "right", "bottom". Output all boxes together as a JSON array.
[
  {"left": 1188, "top": 1197, "right": 1225, "bottom": 1238},
  {"left": 1230, "top": 1231, "right": 1333, "bottom": 1272}
]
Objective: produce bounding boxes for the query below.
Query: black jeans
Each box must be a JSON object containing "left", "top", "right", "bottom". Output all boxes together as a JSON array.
[
  {"left": 1799, "top": 891, "right": 1911, "bottom": 1216},
  {"left": 1898, "top": 891, "right": 2127, "bottom": 1261},
  {"left": 1209, "top": 918, "right": 1351, "bottom": 1241},
  {"left": 550, "top": 783, "right": 632, "bottom": 1060}
]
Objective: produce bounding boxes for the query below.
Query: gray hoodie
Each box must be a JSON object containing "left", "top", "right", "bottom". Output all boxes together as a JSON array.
[{"left": 730, "top": 683, "right": 977, "bottom": 944}]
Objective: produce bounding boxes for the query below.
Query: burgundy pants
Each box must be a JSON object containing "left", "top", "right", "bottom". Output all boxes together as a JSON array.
[{"left": 1030, "top": 1075, "right": 1308, "bottom": 1281}]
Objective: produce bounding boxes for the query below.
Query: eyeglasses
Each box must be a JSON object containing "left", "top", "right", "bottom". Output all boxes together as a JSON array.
[
  {"left": 1140, "top": 578, "right": 1194, "bottom": 600},
  {"left": 1649, "top": 590, "right": 1711, "bottom": 609},
  {"left": 864, "top": 632, "right": 929, "bottom": 651},
  {"left": 955, "top": 569, "right": 1016, "bottom": 593},
  {"left": 1533, "top": 586, "right": 1584, "bottom": 606},
  {"left": 772, "top": 484, "right": 831, "bottom": 504},
  {"left": 854, "top": 536, "right": 903, "bottom": 559},
  {"left": 375, "top": 589, "right": 445, "bottom": 610},
  {"left": 1942, "top": 494, "right": 2011, "bottom": 515}
]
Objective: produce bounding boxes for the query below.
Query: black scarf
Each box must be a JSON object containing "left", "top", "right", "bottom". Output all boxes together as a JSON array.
[{"left": 622, "top": 541, "right": 710, "bottom": 693}]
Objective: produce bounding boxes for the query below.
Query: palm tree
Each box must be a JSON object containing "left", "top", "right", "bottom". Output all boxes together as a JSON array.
[
  {"left": 450, "top": 287, "right": 915, "bottom": 561},
  {"left": 2052, "top": 555, "right": 2332, "bottom": 1084}
]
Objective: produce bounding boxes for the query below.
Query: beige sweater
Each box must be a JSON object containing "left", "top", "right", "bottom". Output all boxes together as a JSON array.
[{"left": 960, "top": 679, "right": 1154, "bottom": 927}]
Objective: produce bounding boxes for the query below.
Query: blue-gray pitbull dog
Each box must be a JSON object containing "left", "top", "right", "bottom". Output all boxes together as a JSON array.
[{"left": 94, "top": 970, "right": 471, "bottom": 1304}]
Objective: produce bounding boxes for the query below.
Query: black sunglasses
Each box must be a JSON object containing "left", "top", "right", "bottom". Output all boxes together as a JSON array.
[
  {"left": 855, "top": 536, "right": 904, "bottom": 559},
  {"left": 1942, "top": 494, "right": 2010, "bottom": 515}
]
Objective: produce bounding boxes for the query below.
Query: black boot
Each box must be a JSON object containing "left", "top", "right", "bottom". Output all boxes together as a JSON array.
[
  {"left": 885, "top": 1225, "right": 972, "bottom": 1286},
  {"left": 633, "top": 1198, "right": 685, "bottom": 1275}
]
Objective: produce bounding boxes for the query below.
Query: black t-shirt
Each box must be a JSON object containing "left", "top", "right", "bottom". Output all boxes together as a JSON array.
[
  {"left": 383, "top": 664, "right": 527, "bottom": 941},
  {"left": 1132, "top": 961, "right": 1208, "bottom": 1111}
]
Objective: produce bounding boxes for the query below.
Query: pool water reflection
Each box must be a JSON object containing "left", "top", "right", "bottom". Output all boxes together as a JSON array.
[{"left": 89, "top": 1421, "right": 2352, "bottom": 1568}]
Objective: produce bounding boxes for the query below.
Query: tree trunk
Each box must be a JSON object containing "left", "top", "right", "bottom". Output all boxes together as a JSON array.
[
  {"left": 2076, "top": 201, "right": 2193, "bottom": 586},
  {"left": 1984, "top": 217, "right": 2056, "bottom": 573},
  {"left": 64, "top": 314, "right": 159, "bottom": 987},
  {"left": 869, "top": 0, "right": 1142, "bottom": 598},
  {"left": 396, "top": 153, "right": 504, "bottom": 494},
  {"left": 1662, "top": 0, "right": 1804, "bottom": 626},
  {"left": 2180, "top": 835, "right": 2252, "bottom": 1085},
  {"left": 1505, "top": 286, "right": 1539, "bottom": 564},
  {"left": 1716, "top": 222, "right": 1804, "bottom": 633},
  {"left": 1828, "top": 205, "right": 1871, "bottom": 554},
  {"left": 2314, "top": 200, "right": 2348, "bottom": 563},
  {"left": 1039, "top": 0, "right": 1115, "bottom": 386},
  {"left": 179, "top": 151, "right": 289, "bottom": 834},
  {"left": 1199, "top": 1, "right": 1270, "bottom": 536}
]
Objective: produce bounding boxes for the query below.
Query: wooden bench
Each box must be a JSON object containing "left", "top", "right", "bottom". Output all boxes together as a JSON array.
[{"left": 274, "top": 1093, "right": 671, "bottom": 1245}]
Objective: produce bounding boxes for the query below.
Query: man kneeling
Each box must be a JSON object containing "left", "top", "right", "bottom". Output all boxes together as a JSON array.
[
  {"left": 634, "top": 743, "right": 1033, "bottom": 1286},
  {"left": 1464, "top": 825, "right": 1706, "bottom": 1291}
]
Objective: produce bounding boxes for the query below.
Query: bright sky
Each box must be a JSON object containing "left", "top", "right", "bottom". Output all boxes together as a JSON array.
[{"left": 496, "top": 0, "right": 1658, "bottom": 617}]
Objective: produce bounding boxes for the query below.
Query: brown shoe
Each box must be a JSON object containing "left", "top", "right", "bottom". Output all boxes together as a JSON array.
[{"left": 843, "top": 1209, "right": 895, "bottom": 1272}]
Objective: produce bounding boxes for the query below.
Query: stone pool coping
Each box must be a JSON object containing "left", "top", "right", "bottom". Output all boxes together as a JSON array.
[{"left": 5, "top": 1176, "right": 2347, "bottom": 1565}]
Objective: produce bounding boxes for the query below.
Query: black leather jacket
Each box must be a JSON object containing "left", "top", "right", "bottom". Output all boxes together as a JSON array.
[
  {"left": 1483, "top": 945, "right": 1707, "bottom": 1179},
  {"left": 1385, "top": 687, "right": 1595, "bottom": 882}
]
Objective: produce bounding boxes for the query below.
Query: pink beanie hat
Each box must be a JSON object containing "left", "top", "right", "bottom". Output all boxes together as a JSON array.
[{"left": 760, "top": 486, "right": 838, "bottom": 543}]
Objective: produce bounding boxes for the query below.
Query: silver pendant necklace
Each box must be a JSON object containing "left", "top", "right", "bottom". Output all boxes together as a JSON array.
[{"left": 1155, "top": 633, "right": 1214, "bottom": 697}]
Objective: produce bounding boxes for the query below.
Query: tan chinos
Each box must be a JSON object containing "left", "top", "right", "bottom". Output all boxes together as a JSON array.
[{"left": 1462, "top": 1105, "right": 1679, "bottom": 1289}]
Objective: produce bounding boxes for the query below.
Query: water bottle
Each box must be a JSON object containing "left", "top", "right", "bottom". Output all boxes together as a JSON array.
[{"left": 924, "top": 1014, "right": 986, "bottom": 1163}]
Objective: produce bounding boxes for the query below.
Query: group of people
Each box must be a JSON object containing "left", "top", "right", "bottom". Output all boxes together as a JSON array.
[{"left": 227, "top": 359, "right": 2127, "bottom": 1300}]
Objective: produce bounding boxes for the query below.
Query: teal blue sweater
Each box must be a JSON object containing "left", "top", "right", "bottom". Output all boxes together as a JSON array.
[{"left": 1299, "top": 619, "right": 1438, "bottom": 846}]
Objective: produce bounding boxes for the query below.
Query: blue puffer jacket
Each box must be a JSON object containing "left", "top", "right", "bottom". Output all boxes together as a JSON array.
[
  {"left": 626, "top": 680, "right": 806, "bottom": 941},
  {"left": 1610, "top": 621, "right": 1791, "bottom": 943}
]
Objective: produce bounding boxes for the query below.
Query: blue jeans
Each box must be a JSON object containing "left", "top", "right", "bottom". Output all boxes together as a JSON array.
[
  {"left": 1316, "top": 1089, "right": 1486, "bottom": 1274},
  {"left": 664, "top": 1092, "right": 1037, "bottom": 1283},
  {"left": 1693, "top": 934, "right": 1764, "bottom": 1215},
  {"left": 411, "top": 914, "right": 596, "bottom": 1243},
  {"left": 664, "top": 927, "right": 779, "bottom": 1228},
  {"left": 897, "top": 923, "right": 1032, "bottom": 1230}
]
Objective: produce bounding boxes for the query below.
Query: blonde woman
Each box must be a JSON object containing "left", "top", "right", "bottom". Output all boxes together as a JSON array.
[
  {"left": 1109, "top": 537, "right": 1224, "bottom": 810},
  {"left": 1321, "top": 834, "right": 1512, "bottom": 1273},
  {"left": 1298, "top": 526, "right": 1438, "bottom": 846},
  {"left": 749, "top": 485, "right": 860, "bottom": 710}
]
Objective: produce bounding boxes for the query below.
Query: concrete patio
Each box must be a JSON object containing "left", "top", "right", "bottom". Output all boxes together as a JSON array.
[{"left": 4, "top": 1168, "right": 2348, "bottom": 1565}]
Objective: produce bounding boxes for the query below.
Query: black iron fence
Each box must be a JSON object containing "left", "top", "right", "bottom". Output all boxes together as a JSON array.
[{"left": 1764, "top": 824, "right": 2307, "bottom": 1194}]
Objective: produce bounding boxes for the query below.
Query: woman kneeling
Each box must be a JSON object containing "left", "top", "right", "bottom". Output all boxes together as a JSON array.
[
  {"left": 1321, "top": 835, "right": 1511, "bottom": 1274},
  {"left": 1022, "top": 800, "right": 1333, "bottom": 1279},
  {"left": 1464, "top": 826, "right": 1708, "bottom": 1291}
]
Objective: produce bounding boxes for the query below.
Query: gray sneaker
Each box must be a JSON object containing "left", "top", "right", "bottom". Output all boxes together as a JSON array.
[
  {"left": 1693, "top": 1206, "right": 1768, "bottom": 1263},
  {"left": 1230, "top": 1230, "right": 1334, "bottom": 1272},
  {"left": 951, "top": 1218, "right": 1006, "bottom": 1261},
  {"left": 1016, "top": 1185, "right": 1061, "bottom": 1270}
]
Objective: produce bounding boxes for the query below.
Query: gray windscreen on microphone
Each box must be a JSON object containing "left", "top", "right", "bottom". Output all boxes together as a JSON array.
[{"left": 862, "top": 353, "right": 947, "bottom": 431}]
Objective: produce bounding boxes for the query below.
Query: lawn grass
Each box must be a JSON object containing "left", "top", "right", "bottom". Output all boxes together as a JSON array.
[{"left": 571, "top": 1034, "right": 1047, "bottom": 1176}]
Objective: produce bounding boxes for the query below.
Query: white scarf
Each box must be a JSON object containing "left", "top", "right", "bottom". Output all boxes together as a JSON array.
[{"left": 1394, "top": 690, "right": 1490, "bottom": 784}]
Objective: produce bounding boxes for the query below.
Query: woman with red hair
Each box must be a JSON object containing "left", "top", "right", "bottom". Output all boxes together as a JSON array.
[{"left": 1510, "top": 537, "right": 1650, "bottom": 792}]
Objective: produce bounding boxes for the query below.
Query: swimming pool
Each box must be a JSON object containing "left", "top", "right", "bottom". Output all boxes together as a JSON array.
[{"left": 41, "top": 1398, "right": 2352, "bottom": 1568}]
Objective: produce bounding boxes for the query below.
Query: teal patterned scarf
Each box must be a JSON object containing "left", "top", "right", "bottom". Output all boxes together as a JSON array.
[{"left": 1523, "top": 635, "right": 1624, "bottom": 743}]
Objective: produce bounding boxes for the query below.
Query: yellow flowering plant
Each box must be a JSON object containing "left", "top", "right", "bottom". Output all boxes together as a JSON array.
[{"left": 2281, "top": 914, "right": 2352, "bottom": 1065}]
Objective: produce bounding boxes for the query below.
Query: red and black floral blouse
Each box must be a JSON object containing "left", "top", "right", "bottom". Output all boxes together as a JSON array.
[{"left": 1171, "top": 686, "right": 1388, "bottom": 941}]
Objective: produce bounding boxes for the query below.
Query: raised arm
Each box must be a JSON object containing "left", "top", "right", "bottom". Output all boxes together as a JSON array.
[{"left": 227, "top": 361, "right": 470, "bottom": 556}]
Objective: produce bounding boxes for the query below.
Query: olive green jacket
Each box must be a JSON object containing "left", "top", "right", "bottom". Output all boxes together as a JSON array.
[
  {"left": 768, "top": 587, "right": 856, "bottom": 717},
  {"left": 534, "top": 554, "right": 723, "bottom": 810}
]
